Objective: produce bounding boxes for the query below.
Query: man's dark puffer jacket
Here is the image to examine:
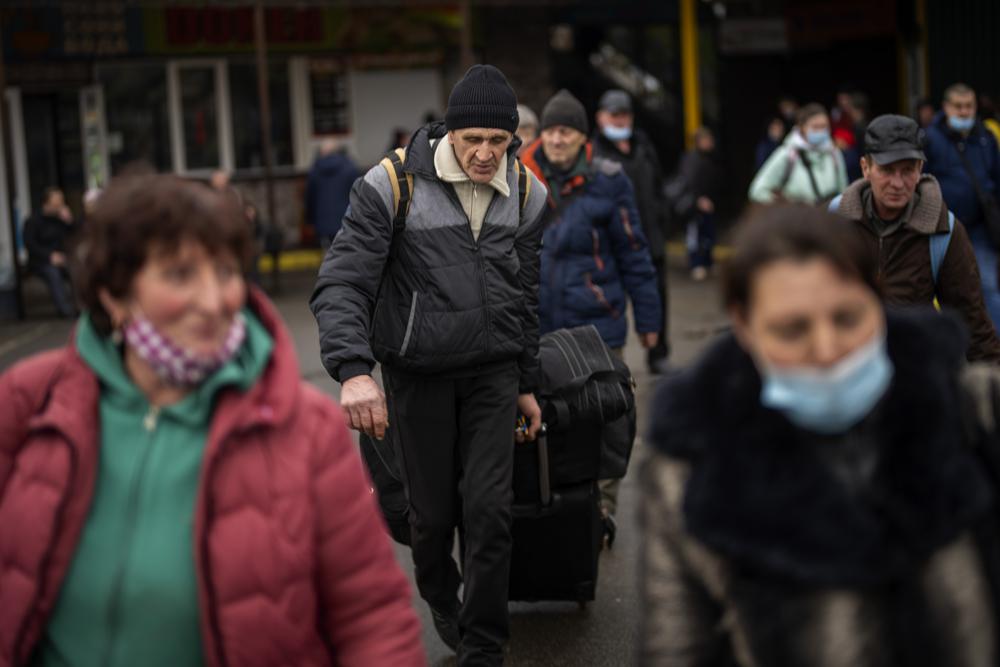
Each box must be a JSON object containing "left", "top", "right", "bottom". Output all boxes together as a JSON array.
[{"left": 310, "top": 122, "right": 548, "bottom": 392}]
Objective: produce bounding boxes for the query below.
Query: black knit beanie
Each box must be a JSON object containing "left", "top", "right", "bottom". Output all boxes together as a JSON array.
[
  {"left": 541, "top": 89, "right": 588, "bottom": 135},
  {"left": 445, "top": 65, "right": 519, "bottom": 133}
]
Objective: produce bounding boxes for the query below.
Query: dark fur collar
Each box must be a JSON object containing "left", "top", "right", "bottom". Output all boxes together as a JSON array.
[{"left": 650, "top": 309, "right": 993, "bottom": 585}]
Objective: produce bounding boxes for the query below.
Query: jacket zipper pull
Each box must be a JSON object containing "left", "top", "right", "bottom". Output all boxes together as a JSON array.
[{"left": 144, "top": 406, "right": 161, "bottom": 432}]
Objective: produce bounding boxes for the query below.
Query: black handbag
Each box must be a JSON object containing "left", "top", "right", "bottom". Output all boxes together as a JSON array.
[{"left": 358, "top": 429, "right": 411, "bottom": 546}]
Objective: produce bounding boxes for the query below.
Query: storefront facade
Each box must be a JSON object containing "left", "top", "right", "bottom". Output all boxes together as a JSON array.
[{"left": 1, "top": 3, "right": 460, "bottom": 240}]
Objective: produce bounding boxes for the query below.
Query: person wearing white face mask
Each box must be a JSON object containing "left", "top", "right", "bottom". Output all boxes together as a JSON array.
[
  {"left": 593, "top": 88, "right": 672, "bottom": 373},
  {"left": 925, "top": 82, "right": 1000, "bottom": 329},
  {"left": 640, "top": 204, "right": 1000, "bottom": 666},
  {"left": 749, "top": 103, "right": 848, "bottom": 205}
]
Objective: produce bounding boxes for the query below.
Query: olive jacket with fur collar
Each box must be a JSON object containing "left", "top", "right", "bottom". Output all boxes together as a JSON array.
[{"left": 833, "top": 175, "right": 1000, "bottom": 362}]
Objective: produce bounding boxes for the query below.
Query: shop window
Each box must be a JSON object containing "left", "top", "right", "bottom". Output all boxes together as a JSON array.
[
  {"left": 98, "top": 64, "right": 171, "bottom": 173},
  {"left": 229, "top": 61, "right": 293, "bottom": 170},
  {"left": 309, "top": 59, "right": 350, "bottom": 136}
]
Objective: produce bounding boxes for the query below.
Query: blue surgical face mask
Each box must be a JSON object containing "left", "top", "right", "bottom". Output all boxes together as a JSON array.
[
  {"left": 805, "top": 129, "right": 831, "bottom": 147},
  {"left": 759, "top": 333, "right": 894, "bottom": 434},
  {"left": 602, "top": 124, "right": 632, "bottom": 142},
  {"left": 948, "top": 115, "right": 975, "bottom": 132}
]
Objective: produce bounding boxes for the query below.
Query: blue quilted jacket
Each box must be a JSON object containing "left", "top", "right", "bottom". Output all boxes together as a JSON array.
[
  {"left": 522, "top": 141, "right": 662, "bottom": 349},
  {"left": 924, "top": 111, "right": 1000, "bottom": 227}
]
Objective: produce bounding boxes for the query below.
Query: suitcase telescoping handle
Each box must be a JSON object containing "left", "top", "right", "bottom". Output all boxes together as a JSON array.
[{"left": 537, "top": 423, "right": 551, "bottom": 507}]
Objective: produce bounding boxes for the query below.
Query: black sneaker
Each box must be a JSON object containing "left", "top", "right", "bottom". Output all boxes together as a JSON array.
[
  {"left": 647, "top": 358, "right": 672, "bottom": 375},
  {"left": 430, "top": 605, "right": 460, "bottom": 651}
]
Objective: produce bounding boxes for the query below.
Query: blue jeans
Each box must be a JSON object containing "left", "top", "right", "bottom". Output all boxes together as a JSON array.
[
  {"left": 687, "top": 212, "right": 715, "bottom": 270},
  {"left": 967, "top": 225, "right": 1000, "bottom": 330},
  {"left": 34, "top": 263, "right": 75, "bottom": 317}
]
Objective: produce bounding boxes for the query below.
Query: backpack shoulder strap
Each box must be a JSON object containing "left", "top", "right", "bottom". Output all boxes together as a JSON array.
[
  {"left": 930, "top": 210, "right": 956, "bottom": 286},
  {"left": 515, "top": 158, "right": 530, "bottom": 213},
  {"left": 776, "top": 147, "right": 799, "bottom": 193},
  {"left": 378, "top": 147, "right": 414, "bottom": 234}
]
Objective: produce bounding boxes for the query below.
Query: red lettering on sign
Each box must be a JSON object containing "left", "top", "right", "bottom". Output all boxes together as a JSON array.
[
  {"left": 302, "top": 8, "right": 323, "bottom": 41},
  {"left": 232, "top": 8, "right": 253, "bottom": 43},
  {"left": 203, "top": 8, "right": 231, "bottom": 44},
  {"left": 165, "top": 8, "right": 201, "bottom": 45},
  {"left": 161, "top": 7, "right": 323, "bottom": 47}
]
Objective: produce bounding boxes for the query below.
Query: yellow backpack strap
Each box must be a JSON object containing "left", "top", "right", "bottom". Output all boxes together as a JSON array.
[
  {"left": 515, "top": 158, "right": 530, "bottom": 213},
  {"left": 379, "top": 147, "right": 413, "bottom": 234}
]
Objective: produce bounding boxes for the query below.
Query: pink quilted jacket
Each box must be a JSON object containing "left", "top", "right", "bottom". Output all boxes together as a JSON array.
[{"left": 0, "top": 289, "right": 426, "bottom": 666}]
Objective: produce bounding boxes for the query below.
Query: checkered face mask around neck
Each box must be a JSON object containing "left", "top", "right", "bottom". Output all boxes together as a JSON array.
[{"left": 123, "top": 312, "right": 246, "bottom": 387}]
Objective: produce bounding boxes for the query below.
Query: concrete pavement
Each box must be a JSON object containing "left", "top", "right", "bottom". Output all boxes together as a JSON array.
[{"left": 0, "top": 264, "right": 728, "bottom": 665}]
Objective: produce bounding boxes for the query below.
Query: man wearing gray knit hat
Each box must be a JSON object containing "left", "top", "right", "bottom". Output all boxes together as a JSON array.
[
  {"left": 312, "top": 63, "right": 547, "bottom": 666},
  {"left": 522, "top": 88, "right": 663, "bottom": 549}
]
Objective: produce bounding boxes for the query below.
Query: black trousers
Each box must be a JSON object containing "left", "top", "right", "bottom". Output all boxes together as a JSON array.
[
  {"left": 648, "top": 255, "right": 671, "bottom": 364},
  {"left": 384, "top": 363, "right": 519, "bottom": 667}
]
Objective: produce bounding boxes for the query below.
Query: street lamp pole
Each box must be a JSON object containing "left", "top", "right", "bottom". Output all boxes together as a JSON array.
[{"left": 255, "top": 2, "right": 279, "bottom": 291}]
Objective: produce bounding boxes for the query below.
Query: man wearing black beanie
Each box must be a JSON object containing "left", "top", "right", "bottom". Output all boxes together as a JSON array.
[{"left": 312, "top": 64, "right": 548, "bottom": 666}]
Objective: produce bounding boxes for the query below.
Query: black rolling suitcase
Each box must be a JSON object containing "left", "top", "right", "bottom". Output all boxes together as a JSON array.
[{"left": 508, "top": 425, "right": 604, "bottom": 606}]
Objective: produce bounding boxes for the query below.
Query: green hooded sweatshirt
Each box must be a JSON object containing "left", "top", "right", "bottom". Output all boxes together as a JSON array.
[{"left": 34, "top": 309, "right": 273, "bottom": 667}]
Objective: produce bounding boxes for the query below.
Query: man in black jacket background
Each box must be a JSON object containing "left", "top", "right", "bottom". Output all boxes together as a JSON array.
[
  {"left": 23, "top": 186, "right": 76, "bottom": 318},
  {"left": 311, "top": 65, "right": 547, "bottom": 667},
  {"left": 593, "top": 89, "right": 671, "bottom": 372}
]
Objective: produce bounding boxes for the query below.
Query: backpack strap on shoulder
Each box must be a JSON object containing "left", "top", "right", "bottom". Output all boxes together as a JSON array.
[
  {"left": 930, "top": 211, "right": 956, "bottom": 287},
  {"left": 515, "top": 158, "right": 530, "bottom": 213},
  {"left": 828, "top": 193, "right": 843, "bottom": 213},
  {"left": 776, "top": 147, "right": 799, "bottom": 194},
  {"left": 379, "top": 147, "right": 414, "bottom": 234}
]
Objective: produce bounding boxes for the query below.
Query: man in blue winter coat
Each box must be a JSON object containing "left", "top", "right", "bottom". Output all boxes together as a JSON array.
[
  {"left": 306, "top": 138, "right": 360, "bottom": 250},
  {"left": 925, "top": 82, "right": 1000, "bottom": 326},
  {"left": 521, "top": 89, "right": 661, "bottom": 352},
  {"left": 521, "top": 89, "right": 662, "bottom": 533}
]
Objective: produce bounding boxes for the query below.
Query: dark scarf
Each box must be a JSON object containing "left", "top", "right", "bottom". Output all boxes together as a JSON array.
[
  {"left": 649, "top": 309, "right": 993, "bottom": 586},
  {"left": 535, "top": 147, "right": 589, "bottom": 207},
  {"left": 863, "top": 187, "right": 921, "bottom": 238}
]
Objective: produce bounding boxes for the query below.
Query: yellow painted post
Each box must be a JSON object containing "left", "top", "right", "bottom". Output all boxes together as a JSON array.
[{"left": 680, "top": 0, "right": 701, "bottom": 149}]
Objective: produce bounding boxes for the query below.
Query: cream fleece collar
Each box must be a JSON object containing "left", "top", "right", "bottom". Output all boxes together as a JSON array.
[{"left": 434, "top": 139, "right": 510, "bottom": 197}]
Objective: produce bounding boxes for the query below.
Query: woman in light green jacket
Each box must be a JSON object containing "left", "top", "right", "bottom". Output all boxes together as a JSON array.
[{"left": 748, "top": 103, "right": 848, "bottom": 205}]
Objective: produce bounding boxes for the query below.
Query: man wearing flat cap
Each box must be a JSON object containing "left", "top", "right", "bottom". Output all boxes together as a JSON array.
[
  {"left": 312, "top": 64, "right": 548, "bottom": 665},
  {"left": 830, "top": 114, "right": 1000, "bottom": 362}
]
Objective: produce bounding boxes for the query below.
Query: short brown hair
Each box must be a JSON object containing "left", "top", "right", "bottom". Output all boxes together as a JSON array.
[
  {"left": 796, "top": 103, "right": 828, "bottom": 128},
  {"left": 722, "top": 205, "right": 879, "bottom": 313},
  {"left": 75, "top": 173, "right": 253, "bottom": 334},
  {"left": 944, "top": 83, "right": 975, "bottom": 103}
]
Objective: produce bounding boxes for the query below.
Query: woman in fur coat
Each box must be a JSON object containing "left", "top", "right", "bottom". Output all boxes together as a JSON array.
[{"left": 641, "top": 205, "right": 1000, "bottom": 667}]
